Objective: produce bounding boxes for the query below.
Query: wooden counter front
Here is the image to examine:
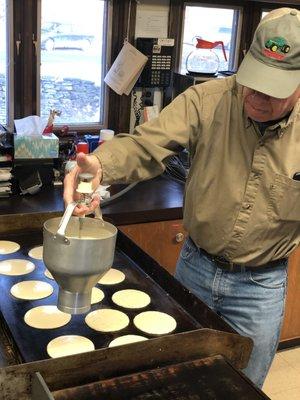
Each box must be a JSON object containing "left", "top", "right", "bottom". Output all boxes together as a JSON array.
[
  {"left": 119, "top": 219, "right": 187, "bottom": 275},
  {"left": 120, "top": 220, "right": 300, "bottom": 348}
]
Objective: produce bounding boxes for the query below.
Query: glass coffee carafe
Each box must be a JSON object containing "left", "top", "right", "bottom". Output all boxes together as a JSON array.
[{"left": 186, "top": 38, "right": 227, "bottom": 76}]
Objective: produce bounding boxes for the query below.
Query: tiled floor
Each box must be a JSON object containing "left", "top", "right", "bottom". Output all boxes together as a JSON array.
[{"left": 262, "top": 347, "right": 300, "bottom": 399}]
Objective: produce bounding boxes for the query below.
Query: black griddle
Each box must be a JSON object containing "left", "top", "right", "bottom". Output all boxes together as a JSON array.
[
  {"left": 0, "top": 225, "right": 253, "bottom": 385},
  {"left": 0, "top": 229, "right": 202, "bottom": 363},
  {"left": 0, "top": 221, "right": 259, "bottom": 400}
]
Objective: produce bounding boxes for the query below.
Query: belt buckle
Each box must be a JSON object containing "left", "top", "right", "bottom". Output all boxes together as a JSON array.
[
  {"left": 214, "top": 256, "right": 232, "bottom": 271},
  {"left": 216, "top": 257, "right": 239, "bottom": 272},
  {"left": 228, "top": 261, "right": 235, "bottom": 272}
]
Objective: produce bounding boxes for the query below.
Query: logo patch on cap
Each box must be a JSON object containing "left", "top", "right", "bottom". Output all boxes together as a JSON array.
[{"left": 263, "top": 37, "right": 291, "bottom": 60}]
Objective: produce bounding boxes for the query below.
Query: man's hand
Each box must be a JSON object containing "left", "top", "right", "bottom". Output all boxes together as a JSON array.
[{"left": 63, "top": 152, "right": 103, "bottom": 216}]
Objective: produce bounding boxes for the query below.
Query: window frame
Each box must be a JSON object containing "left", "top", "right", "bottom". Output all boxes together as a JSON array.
[
  {"left": 9, "top": 0, "right": 135, "bottom": 135},
  {"left": 106, "top": 0, "right": 136, "bottom": 135},
  {"left": 3, "top": 0, "right": 14, "bottom": 130},
  {"left": 180, "top": 3, "right": 243, "bottom": 74}
]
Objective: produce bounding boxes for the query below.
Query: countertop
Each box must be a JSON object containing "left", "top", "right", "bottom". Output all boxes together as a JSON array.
[{"left": 0, "top": 175, "right": 185, "bottom": 226}]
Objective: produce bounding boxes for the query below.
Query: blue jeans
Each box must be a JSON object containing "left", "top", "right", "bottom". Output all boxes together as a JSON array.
[{"left": 175, "top": 237, "right": 288, "bottom": 388}]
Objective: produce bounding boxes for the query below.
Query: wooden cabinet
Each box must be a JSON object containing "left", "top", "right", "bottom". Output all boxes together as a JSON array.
[
  {"left": 119, "top": 220, "right": 186, "bottom": 275},
  {"left": 119, "top": 220, "right": 300, "bottom": 347}
]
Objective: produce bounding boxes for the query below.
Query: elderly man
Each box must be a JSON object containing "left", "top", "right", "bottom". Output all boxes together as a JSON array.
[{"left": 64, "top": 8, "right": 300, "bottom": 387}]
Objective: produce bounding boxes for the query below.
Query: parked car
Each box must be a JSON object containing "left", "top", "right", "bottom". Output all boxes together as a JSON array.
[{"left": 41, "top": 33, "right": 94, "bottom": 51}]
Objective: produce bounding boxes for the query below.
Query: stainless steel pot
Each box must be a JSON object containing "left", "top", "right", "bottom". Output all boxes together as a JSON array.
[{"left": 43, "top": 216, "right": 117, "bottom": 314}]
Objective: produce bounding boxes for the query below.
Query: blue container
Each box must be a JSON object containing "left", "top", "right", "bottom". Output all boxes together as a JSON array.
[{"left": 84, "top": 135, "right": 100, "bottom": 153}]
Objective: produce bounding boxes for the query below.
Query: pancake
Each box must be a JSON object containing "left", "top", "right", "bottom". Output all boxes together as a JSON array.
[
  {"left": 44, "top": 269, "right": 54, "bottom": 280},
  {"left": 28, "top": 246, "right": 43, "bottom": 260},
  {"left": 85, "top": 309, "right": 129, "bottom": 332},
  {"left": 98, "top": 268, "right": 125, "bottom": 285},
  {"left": 24, "top": 305, "right": 71, "bottom": 329},
  {"left": 133, "top": 311, "right": 177, "bottom": 335},
  {"left": 91, "top": 287, "right": 105, "bottom": 304},
  {"left": 108, "top": 335, "right": 148, "bottom": 348},
  {"left": 10, "top": 280, "right": 53, "bottom": 300},
  {"left": 112, "top": 289, "right": 150, "bottom": 309},
  {"left": 47, "top": 335, "right": 95, "bottom": 358},
  {"left": 0, "top": 259, "right": 35, "bottom": 276},
  {"left": 0, "top": 241, "right": 20, "bottom": 255}
]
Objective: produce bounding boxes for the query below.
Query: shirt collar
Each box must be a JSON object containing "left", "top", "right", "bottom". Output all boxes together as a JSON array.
[{"left": 243, "top": 99, "right": 300, "bottom": 137}]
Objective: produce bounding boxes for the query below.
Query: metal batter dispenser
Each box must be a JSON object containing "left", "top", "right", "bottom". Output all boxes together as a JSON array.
[{"left": 43, "top": 173, "right": 117, "bottom": 315}]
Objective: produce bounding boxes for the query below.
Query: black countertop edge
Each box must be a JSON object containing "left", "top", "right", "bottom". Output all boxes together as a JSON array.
[
  {"left": 0, "top": 175, "right": 185, "bottom": 226},
  {"left": 107, "top": 207, "right": 183, "bottom": 226}
]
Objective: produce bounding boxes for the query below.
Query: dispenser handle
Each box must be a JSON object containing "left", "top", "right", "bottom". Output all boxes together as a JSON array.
[
  {"left": 94, "top": 206, "right": 103, "bottom": 221},
  {"left": 55, "top": 202, "right": 77, "bottom": 244}
]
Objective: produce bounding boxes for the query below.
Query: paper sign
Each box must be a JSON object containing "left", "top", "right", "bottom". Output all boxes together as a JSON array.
[
  {"left": 104, "top": 41, "right": 148, "bottom": 95},
  {"left": 157, "top": 38, "right": 175, "bottom": 46},
  {"left": 143, "top": 105, "right": 159, "bottom": 122}
]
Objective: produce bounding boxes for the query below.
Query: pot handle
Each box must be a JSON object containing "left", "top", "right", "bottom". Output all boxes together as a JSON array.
[{"left": 54, "top": 202, "right": 77, "bottom": 244}]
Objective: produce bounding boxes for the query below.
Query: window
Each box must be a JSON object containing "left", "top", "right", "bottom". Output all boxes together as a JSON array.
[
  {"left": 0, "top": 0, "right": 12, "bottom": 126},
  {"left": 180, "top": 4, "right": 242, "bottom": 74},
  {"left": 38, "top": 0, "right": 108, "bottom": 127},
  {"left": 0, "top": 1, "right": 133, "bottom": 134}
]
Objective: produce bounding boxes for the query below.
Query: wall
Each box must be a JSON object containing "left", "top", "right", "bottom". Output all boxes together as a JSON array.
[{"left": 129, "top": 0, "right": 170, "bottom": 132}]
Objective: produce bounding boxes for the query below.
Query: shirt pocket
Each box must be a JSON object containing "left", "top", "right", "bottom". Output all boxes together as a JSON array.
[{"left": 269, "top": 174, "right": 300, "bottom": 221}]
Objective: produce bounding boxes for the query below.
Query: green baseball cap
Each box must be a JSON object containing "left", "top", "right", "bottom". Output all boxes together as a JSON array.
[{"left": 236, "top": 8, "right": 300, "bottom": 99}]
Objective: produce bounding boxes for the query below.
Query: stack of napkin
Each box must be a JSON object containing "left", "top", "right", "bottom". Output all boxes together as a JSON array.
[{"left": 0, "top": 165, "right": 13, "bottom": 197}]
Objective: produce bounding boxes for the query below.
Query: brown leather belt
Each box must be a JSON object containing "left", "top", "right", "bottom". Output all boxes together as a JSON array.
[{"left": 199, "top": 247, "right": 287, "bottom": 272}]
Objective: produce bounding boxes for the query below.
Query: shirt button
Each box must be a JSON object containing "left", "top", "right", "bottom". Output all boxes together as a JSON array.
[
  {"left": 243, "top": 203, "right": 252, "bottom": 210},
  {"left": 258, "top": 140, "right": 264, "bottom": 147},
  {"left": 253, "top": 172, "right": 260, "bottom": 179}
]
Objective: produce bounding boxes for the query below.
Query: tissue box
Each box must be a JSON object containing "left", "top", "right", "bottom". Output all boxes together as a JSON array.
[{"left": 14, "top": 134, "right": 59, "bottom": 159}]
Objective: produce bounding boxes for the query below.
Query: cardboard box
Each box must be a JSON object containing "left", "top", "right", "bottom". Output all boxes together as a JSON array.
[{"left": 14, "top": 133, "right": 59, "bottom": 159}]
